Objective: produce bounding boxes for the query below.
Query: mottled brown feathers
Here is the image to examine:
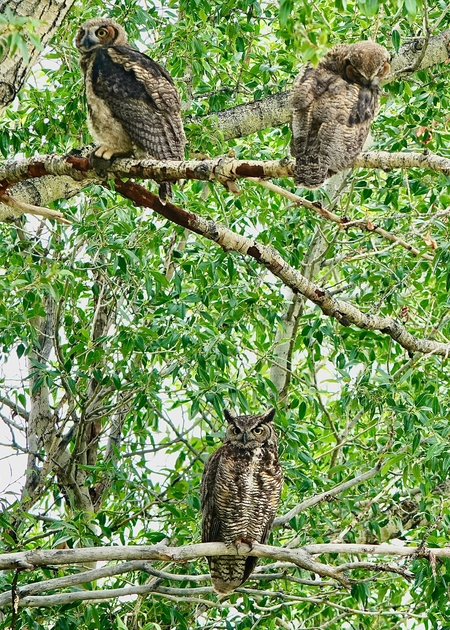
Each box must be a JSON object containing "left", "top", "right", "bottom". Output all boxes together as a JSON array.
[
  {"left": 201, "top": 408, "right": 283, "bottom": 594},
  {"left": 289, "top": 41, "right": 390, "bottom": 188},
  {"left": 75, "top": 17, "right": 186, "bottom": 199}
]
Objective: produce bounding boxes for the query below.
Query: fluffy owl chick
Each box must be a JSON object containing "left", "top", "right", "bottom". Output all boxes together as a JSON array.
[
  {"left": 289, "top": 41, "right": 390, "bottom": 188},
  {"left": 201, "top": 408, "right": 283, "bottom": 594},
  {"left": 75, "top": 17, "right": 186, "bottom": 199}
]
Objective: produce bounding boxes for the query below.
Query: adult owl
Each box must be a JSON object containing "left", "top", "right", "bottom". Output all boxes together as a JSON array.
[
  {"left": 201, "top": 408, "right": 283, "bottom": 594},
  {"left": 75, "top": 17, "right": 186, "bottom": 199},
  {"left": 289, "top": 41, "right": 390, "bottom": 188}
]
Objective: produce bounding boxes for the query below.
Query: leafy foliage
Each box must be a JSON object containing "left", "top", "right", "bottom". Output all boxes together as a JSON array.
[{"left": 1, "top": 0, "right": 450, "bottom": 628}]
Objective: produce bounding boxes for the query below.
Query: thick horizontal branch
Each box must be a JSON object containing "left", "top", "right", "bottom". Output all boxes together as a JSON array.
[
  {"left": 303, "top": 543, "right": 449, "bottom": 558},
  {"left": 0, "top": 154, "right": 448, "bottom": 354},
  {"left": 0, "top": 543, "right": 442, "bottom": 606},
  {"left": 2, "top": 151, "right": 450, "bottom": 191},
  {"left": 0, "top": 542, "right": 344, "bottom": 585}
]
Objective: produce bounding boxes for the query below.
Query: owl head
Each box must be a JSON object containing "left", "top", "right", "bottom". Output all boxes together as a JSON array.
[
  {"left": 324, "top": 41, "right": 390, "bottom": 88},
  {"left": 75, "top": 18, "right": 128, "bottom": 53},
  {"left": 223, "top": 408, "right": 278, "bottom": 449},
  {"left": 345, "top": 41, "right": 390, "bottom": 86}
]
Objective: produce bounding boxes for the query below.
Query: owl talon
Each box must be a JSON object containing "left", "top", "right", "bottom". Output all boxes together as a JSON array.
[
  {"left": 94, "top": 145, "right": 115, "bottom": 160},
  {"left": 89, "top": 151, "right": 113, "bottom": 176},
  {"left": 235, "top": 537, "right": 253, "bottom": 554}
]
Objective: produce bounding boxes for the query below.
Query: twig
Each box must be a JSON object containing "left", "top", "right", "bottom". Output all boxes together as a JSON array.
[
  {"left": 274, "top": 461, "right": 383, "bottom": 527},
  {"left": 0, "top": 194, "right": 71, "bottom": 225},
  {"left": 246, "top": 177, "right": 433, "bottom": 261}
]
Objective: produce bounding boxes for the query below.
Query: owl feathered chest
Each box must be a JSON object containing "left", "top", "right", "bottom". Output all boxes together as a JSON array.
[
  {"left": 81, "top": 52, "right": 135, "bottom": 152},
  {"left": 213, "top": 443, "right": 282, "bottom": 522}
]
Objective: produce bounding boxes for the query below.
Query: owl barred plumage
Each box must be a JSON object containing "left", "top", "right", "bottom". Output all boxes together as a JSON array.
[
  {"left": 75, "top": 18, "right": 186, "bottom": 199},
  {"left": 201, "top": 408, "right": 283, "bottom": 594},
  {"left": 289, "top": 41, "right": 390, "bottom": 188}
]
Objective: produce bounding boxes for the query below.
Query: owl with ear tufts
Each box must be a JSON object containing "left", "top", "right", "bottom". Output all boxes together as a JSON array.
[
  {"left": 75, "top": 17, "right": 186, "bottom": 199},
  {"left": 289, "top": 41, "right": 390, "bottom": 188},
  {"left": 201, "top": 408, "right": 283, "bottom": 594}
]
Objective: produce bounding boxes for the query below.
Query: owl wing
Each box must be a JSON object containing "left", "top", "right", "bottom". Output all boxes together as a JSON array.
[
  {"left": 92, "top": 46, "right": 186, "bottom": 161},
  {"left": 348, "top": 85, "right": 379, "bottom": 125},
  {"left": 290, "top": 69, "right": 374, "bottom": 187},
  {"left": 318, "top": 82, "right": 375, "bottom": 177},
  {"left": 201, "top": 448, "right": 222, "bottom": 543},
  {"left": 289, "top": 67, "right": 341, "bottom": 187}
]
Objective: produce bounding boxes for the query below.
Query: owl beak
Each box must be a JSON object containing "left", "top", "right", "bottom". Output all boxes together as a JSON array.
[
  {"left": 241, "top": 433, "right": 248, "bottom": 444},
  {"left": 78, "top": 34, "right": 98, "bottom": 51}
]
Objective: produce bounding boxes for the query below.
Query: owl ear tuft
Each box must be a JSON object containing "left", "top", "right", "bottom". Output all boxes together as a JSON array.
[
  {"left": 261, "top": 408, "right": 276, "bottom": 424},
  {"left": 223, "top": 409, "right": 235, "bottom": 423}
]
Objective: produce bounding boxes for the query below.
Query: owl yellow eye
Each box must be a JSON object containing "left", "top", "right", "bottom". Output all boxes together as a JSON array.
[
  {"left": 230, "top": 426, "right": 241, "bottom": 435},
  {"left": 96, "top": 28, "right": 109, "bottom": 38},
  {"left": 253, "top": 426, "right": 264, "bottom": 435}
]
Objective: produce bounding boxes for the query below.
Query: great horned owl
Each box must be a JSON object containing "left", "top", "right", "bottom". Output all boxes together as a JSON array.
[
  {"left": 289, "top": 41, "right": 390, "bottom": 188},
  {"left": 75, "top": 17, "right": 186, "bottom": 199},
  {"left": 201, "top": 408, "right": 283, "bottom": 594}
]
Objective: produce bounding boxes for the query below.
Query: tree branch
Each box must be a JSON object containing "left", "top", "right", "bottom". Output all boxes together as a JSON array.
[
  {"left": 0, "top": 540, "right": 447, "bottom": 608},
  {"left": 274, "top": 461, "right": 382, "bottom": 527},
  {"left": 0, "top": 154, "right": 448, "bottom": 354},
  {"left": 112, "top": 181, "right": 450, "bottom": 357},
  {"left": 3, "top": 151, "right": 450, "bottom": 190}
]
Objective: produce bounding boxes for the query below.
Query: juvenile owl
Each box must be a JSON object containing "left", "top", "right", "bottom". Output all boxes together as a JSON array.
[
  {"left": 289, "top": 41, "right": 390, "bottom": 188},
  {"left": 75, "top": 17, "right": 186, "bottom": 199},
  {"left": 201, "top": 408, "right": 283, "bottom": 594}
]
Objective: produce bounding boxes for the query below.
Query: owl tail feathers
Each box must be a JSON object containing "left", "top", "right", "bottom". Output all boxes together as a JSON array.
[
  {"left": 158, "top": 182, "right": 172, "bottom": 200},
  {"left": 294, "top": 156, "right": 329, "bottom": 188},
  {"left": 208, "top": 555, "right": 258, "bottom": 594}
]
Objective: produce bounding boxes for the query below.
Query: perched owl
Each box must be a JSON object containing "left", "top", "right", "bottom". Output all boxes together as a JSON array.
[
  {"left": 201, "top": 408, "right": 283, "bottom": 594},
  {"left": 289, "top": 41, "right": 390, "bottom": 188},
  {"left": 75, "top": 17, "right": 186, "bottom": 199}
]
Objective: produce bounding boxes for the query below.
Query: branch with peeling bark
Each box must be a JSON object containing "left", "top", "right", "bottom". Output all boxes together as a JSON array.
[
  {"left": 112, "top": 180, "right": 450, "bottom": 357},
  {"left": 3, "top": 151, "right": 450, "bottom": 190},
  {"left": 0, "top": 151, "right": 442, "bottom": 260}
]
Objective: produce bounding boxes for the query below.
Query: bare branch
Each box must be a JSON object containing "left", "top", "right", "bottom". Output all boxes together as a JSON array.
[
  {"left": 0, "top": 155, "right": 448, "bottom": 355},
  {"left": 0, "top": 560, "right": 150, "bottom": 606},
  {"left": 0, "top": 541, "right": 446, "bottom": 608},
  {"left": 0, "top": 395, "right": 29, "bottom": 422},
  {"left": 0, "top": 194, "right": 71, "bottom": 224},
  {"left": 3, "top": 152, "right": 450, "bottom": 191},
  {"left": 248, "top": 178, "right": 433, "bottom": 261},
  {"left": 274, "top": 462, "right": 382, "bottom": 527}
]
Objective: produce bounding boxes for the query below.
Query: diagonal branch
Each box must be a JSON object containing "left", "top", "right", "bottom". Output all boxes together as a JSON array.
[
  {"left": 0, "top": 154, "right": 447, "bottom": 354},
  {"left": 112, "top": 180, "right": 450, "bottom": 357},
  {"left": 274, "top": 462, "right": 383, "bottom": 527},
  {"left": 247, "top": 177, "right": 433, "bottom": 261}
]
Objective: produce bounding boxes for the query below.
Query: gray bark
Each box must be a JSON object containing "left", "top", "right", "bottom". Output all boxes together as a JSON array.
[{"left": 0, "top": 0, "right": 76, "bottom": 113}]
